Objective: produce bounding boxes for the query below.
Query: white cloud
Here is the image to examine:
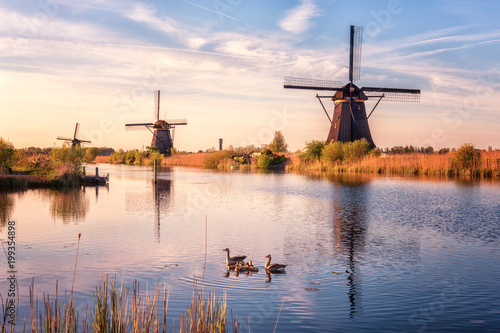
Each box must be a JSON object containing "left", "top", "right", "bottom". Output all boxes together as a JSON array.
[{"left": 278, "top": 0, "right": 321, "bottom": 34}]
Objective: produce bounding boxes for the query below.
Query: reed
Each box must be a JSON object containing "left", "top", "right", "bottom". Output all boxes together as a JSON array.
[{"left": 287, "top": 151, "right": 500, "bottom": 178}]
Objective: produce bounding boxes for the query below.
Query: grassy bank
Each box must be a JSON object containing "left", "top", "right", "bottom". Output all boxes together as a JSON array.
[{"left": 287, "top": 150, "right": 500, "bottom": 178}]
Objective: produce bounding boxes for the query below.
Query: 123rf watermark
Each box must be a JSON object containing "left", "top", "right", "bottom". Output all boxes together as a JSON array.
[{"left": 3, "top": 221, "right": 17, "bottom": 325}]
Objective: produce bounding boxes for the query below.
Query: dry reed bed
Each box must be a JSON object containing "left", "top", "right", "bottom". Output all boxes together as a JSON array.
[{"left": 287, "top": 151, "right": 500, "bottom": 177}]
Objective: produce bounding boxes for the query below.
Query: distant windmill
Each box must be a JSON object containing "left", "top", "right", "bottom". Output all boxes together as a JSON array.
[
  {"left": 284, "top": 25, "right": 420, "bottom": 147},
  {"left": 125, "top": 90, "right": 187, "bottom": 156},
  {"left": 57, "top": 123, "right": 91, "bottom": 147}
]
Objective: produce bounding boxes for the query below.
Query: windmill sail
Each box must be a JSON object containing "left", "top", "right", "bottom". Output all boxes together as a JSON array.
[
  {"left": 349, "top": 26, "right": 363, "bottom": 83},
  {"left": 362, "top": 87, "right": 420, "bottom": 102},
  {"left": 154, "top": 90, "right": 160, "bottom": 121},
  {"left": 284, "top": 76, "right": 343, "bottom": 91}
]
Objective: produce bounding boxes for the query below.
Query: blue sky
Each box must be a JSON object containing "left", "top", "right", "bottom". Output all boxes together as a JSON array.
[{"left": 1, "top": 0, "right": 499, "bottom": 151}]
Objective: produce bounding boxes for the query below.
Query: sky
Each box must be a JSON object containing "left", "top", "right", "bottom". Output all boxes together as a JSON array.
[{"left": 1, "top": 0, "right": 499, "bottom": 152}]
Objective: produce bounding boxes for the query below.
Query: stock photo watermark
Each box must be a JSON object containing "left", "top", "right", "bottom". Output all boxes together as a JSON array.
[{"left": 2, "top": 220, "right": 17, "bottom": 325}]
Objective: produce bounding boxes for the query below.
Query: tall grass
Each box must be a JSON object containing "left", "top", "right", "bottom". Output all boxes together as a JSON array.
[{"left": 287, "top": 150, "right": 500, "bottom": 178}]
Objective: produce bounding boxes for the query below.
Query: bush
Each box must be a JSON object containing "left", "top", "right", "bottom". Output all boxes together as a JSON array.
[
  {"left": 109, "top": 149, "right": 125, "bottom": 164},
  {"left": 203, "top": 150, "right": 231, "bottom": 168},
  {"left": 0, "top": 137, "right": 15, "bottom": 173},
  {"left": 454, "top": 143, "right": 481, "bottom": 169},
  {"left": 257, "top": 154, "right": 271, "bottom": 168},
  {"left": 303, "top": 140, "right": 325, "bottom": 162},
  {"left": 342, "top": 138, "right": 371, "bottom": 162},
  {"left": 268, "top": 131, "right": 288, "bottom": 153},
  {"left": 321, "top": 141, "right": 343, "bottom": 163}
]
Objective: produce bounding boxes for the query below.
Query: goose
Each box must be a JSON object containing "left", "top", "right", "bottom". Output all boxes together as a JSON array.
[
  {"left": 264, "top": 254, "right": 287, "bottom": 273},
  {"left": 222, "top": 248, "right": 247, "bottom": 265}
]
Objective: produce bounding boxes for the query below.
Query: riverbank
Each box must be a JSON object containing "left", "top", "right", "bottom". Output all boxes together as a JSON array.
[
  {"left": 93, "top": 150, "right": 499, "bottom": 178},
  {"left": 286, "top": 151, "right": 500, "bottom": 178}
]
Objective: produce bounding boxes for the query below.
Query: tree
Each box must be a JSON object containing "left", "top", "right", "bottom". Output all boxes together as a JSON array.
[
  {"left": 268, "top": 131, "right": 288, "bottom": 153},
  {"left": 303, "top": 140, "right": 325, "bottom": 162},
  {"left": 0, "top": 137, "right": 15, "bottom": 172},
  {"left": 321, "top": 141, "right": 343, "bottom": 163},
  {"left": 454, "top": 143, "right": 481, "bottom": 169}
]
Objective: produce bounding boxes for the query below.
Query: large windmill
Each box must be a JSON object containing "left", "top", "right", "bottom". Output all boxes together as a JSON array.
[
  {"left": 284, "top": 25, "right": 420, "bottom": 148},
  {"left": 57, "top": 123, "right": 91, "bottom": 147},
  {"left": 125, "top": 90, "right": 187, "bottom": 156}
]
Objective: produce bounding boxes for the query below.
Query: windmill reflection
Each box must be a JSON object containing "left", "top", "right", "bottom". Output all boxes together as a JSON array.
[
  {"left": 153, "top": 172, "right": 172, "bottom": 243},
  {"left": 49, "top": 188, "right": 90, "bottom": 223},
  {"left": 327, "top": 173, "right": 369, "bottom": 318}
]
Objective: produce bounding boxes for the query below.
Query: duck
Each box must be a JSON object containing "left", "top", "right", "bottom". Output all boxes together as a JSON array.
[
  {"left": 222, "top": 248, "right": 247, "bottom": 265},
  {"left": 245, "top": 261, "right": 259, "bottom": 273},
  {"left": 264, "top": 254, "right": 287, "bottom": 273}
]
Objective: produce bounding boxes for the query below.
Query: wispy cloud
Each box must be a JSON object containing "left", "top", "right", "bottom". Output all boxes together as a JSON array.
[{"left": 278, "top": 0, "right": 321, "bottom": 34}]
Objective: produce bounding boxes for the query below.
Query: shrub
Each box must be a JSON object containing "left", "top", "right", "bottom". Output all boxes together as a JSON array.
[
  {"left": 203, "top": 150, "right": 231, "bottom": 168},
  {"left": 321, "top": 141, "right": 343, "bottom": 163},
  {"left": 454, "top": 143, "right": 481, "bottom": 169},
  {"left": 303, "top": 140, "right": 325, "bottom": 162},
  {"left": 0, "top": 137, "right": 15, "bottom": 173},
  {"left": 257, "top": 154, "right": 271, "bottom": 168},
  {"left": 342, "top": 138, "right": 371, "bottom": 162}
]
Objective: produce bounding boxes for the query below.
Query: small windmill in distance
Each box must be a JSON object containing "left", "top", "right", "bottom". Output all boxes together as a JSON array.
[
  {"left": 284, "top": 25, "right": 420, "bottom": 148},
  {"left": 125, "top": 90, "right": 187, "bottom": 156},
  {"left": 57, "top": 123, "right": 91, "bottom": 147}
]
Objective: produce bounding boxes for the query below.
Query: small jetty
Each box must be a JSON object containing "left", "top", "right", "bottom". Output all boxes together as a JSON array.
[{"left": 82, "top": 167, "right": 108, "bottom": 185}]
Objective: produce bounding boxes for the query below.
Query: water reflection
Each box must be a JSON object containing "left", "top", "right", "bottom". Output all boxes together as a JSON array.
[
  {"left": 0, "top": 191, "right": 16, "bottom": 228},
  {"left": 330, "top": 175, "right": 370, "bottom": 318},
  {"left": 48, "top": 188, "right": 89, "bottom": 224},
  {"left": 83, "top": 184, "right": 109, "bottom": 202},
  {"left": 154, "top": 178, "right": 172, "bottom": 243}
]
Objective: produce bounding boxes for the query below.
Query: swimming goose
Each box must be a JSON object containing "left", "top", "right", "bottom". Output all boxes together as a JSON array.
[
  {"left": 264, "top": 254, "right": 287, "bottom": 273},
  {"left": 222, "top": 248, "right": 247, "bottom": 265}
]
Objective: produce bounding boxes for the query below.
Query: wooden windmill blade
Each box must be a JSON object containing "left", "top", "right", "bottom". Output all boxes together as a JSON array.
[
  {"left": 284, "top": 76, "right": 343, "bottom": 91},
  {"left": 57, "top": 136, "right": 73, "bottom": 141},
  {"left": 362, "top": 87, "right": 421, "bottom": 102},
  {"left": 165, "top": 119, "right": 187, "bottom": 126},
  {"left": 154, "top": 90, "right": 160, "bottom": 121},
  {"left": 125, "top": 122, "right": 154, "bottom": 130},
  {"left": 349, "top": 25, "right": 363, "bottom": 83},
  {"left": 74, "top": 123, "right": 80, "bottom": 139}
]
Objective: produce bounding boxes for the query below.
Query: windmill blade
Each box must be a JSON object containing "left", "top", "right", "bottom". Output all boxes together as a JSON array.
[
  {"left": 349, "top": 25, "right": 363, "bottom": 83},
  {"left": 125, "top": 123, "right": 154, "bottom": 130},
  {"left": 57, "top": 136, "right": 73, "bottom": 141},
  {"left": 165, "top": 119, "right": 187, "bottom": 125},
  {"left": 78, "top": 140, "right": 92, "bottom": 143},
  {"left": 74, "top": 123, "right": 80, "bottom": 139},
  {"left": 284, "top": 76, "right": 343, "bottom": 91},
  {"left": 362, "top": 87, "right": 421, "bottom": 102},
  {"left": 154, "top": 90, "right": 160, "bottom": 121}
]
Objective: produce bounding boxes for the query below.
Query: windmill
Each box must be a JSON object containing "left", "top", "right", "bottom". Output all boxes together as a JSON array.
[
  {"left": 57, "top": 123, "right": 91, "bottom": 147},
  {"left": 284, "top": 25, "right": 420, "bottom": 147},
  {"left": 125, "top": 90, "right": 187, "bottom": 156}
]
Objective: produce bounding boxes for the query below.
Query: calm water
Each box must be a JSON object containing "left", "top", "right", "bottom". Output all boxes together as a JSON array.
[{"left": 1, "top": 164, "right": 500, "bottom": 332}]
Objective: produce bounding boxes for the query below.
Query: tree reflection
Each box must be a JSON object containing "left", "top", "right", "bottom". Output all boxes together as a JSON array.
[
  {"left": 49, "top": 188, "right": 89, "bottom": 224},
  {"left": 0, "top": 192, "right": 16, "bottom": 228}
]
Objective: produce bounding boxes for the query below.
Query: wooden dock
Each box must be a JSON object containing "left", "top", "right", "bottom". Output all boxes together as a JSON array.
[{"left": 82, "top": 167, "right": 109, "bottom": 185}]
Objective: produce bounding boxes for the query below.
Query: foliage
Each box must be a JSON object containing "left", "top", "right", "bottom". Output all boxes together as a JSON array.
[
  {"left": 303, "top": 140, "right": 325, "bottom": 162},
  {"left": 50, "top": 143, "right": 85, "bottom": 180},
  {"left": 257, "top": 154, "right": 271, "bottom": 168},
  {"left": 0, "top": 137, "right": 15, "bottom": 172},
  {"left": 321, "top": 141, "right": 343, "bottom": 163},
  {"left": 439, "top": 147, "right": 451, "bottom": 155},
  {"left": 233, "top": 156, "right": 245, "bottom": 164},
  {"left": 342, "top": 138, "right": 371, "bottom": 162},
  {"left": 147, "top": 150, "right": 163, "bottom": 165},
  {"left": 203, "top": 150, "right": 231, "bottom": 168},
  {"left": 84, "top": 147, "right": 101, "bottom": 163},
  {"left": 109, "top": 149, "right": 125, "bottom": 164},
  {"left": 268, "top": 131, "right": 288, "bottom": 153},
  {"left": 454, "top": 143, "right": 481, "bottom": 169}
]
